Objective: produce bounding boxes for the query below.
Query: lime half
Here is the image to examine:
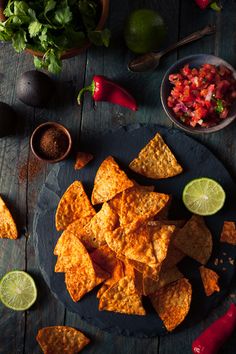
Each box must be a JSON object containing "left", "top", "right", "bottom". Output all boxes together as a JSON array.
[
  {"left": 182, "top": 177, "right": 226, "bottom": 216},
  {"left": 0, "top": 271, "right": 37, "bottom": 311}
]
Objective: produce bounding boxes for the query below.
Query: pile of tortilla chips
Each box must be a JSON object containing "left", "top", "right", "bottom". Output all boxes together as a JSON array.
[{"left": 53, "top": 133, "right": 218, "bottom": 332}]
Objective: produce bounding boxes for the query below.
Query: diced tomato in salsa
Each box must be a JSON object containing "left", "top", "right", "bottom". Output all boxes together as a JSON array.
[{"left": 167, "top": 63, "right": 236, "bottom": 128}]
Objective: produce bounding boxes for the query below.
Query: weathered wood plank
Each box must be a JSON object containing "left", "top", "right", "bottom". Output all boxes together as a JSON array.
[
  {"left": 24, "top": 51, "right": 88, "bottom": 353},
  {"left": 0, "top": 43, "right": 28, "bottom": 354}
]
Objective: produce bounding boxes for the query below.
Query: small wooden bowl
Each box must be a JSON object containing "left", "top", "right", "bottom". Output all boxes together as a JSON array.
[
  {"left": 30, "top": 122, "right": 72, "bottom": 163},
  {"left": 0, "top": 0, "right": 109, "bottom": 59}
]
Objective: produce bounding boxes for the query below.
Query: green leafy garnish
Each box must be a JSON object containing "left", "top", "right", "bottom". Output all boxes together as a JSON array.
[
  {"left": 0, "top": 0, "right": 111, "bottom": 73},
  {"left": 215, "top": 99, "right": 224, "bottom": 114}
]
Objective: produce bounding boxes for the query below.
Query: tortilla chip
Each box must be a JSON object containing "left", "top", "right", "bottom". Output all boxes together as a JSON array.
[
  {"left": 54, "top": 231, "right": 93, "bottom": 272},
  {"left": 0, "top": 196, "right": 18, "bottom": 239},
  {"left": 91, "top": 245, "right": 124, "bottom": 298},
  {"left": 142, "top": 276, "right": 159, "bottom": 296},
  {"left": 129, "top": 133, "right": 183, "bottom": 179},
  {"left": 162, "top": 243, "right": 185, "bottom": 270},
  {"left": 173, "top": 215, "right": 212, "bottom": 265},
  {"left": 199, "top": 266, "right": 220, "bottom": 296},
  {"left": 91, "top": 156, "right": 134, "bottom": 205},
  {"left": 149, "top": 219, "right": 186, "bottom": 228},
  {"left": 65, "top": 218, "right": 95, "bottom": 251},
  {"left": 149, "top": 278, "right": 192, "bottom": 331},
  {"left": 105, "top": 220, "right": 158, "bottom": 269},
  {"left": 143, "top": 265, "right": 183, "bottom": 296},
  {"left": 99, "top": 276, "right": 146, "bottom": 315},
  {"left": 74, "top": 152, "right": 93, "bottom": 170},
  {"left": 157, "top": 266, "right": 184, "bottom": 290},
  {"left": 150, "top": 223, "right": 176, "bottom": 263},
  {"left": 108, "top": 192, "right": 123, "bottom": 218},
  {"left": 220, "top": 221, "right": 236, "bottom": 245},
  {"left": 55, "top": 181, "right": 95, "bottom": 231},
  {"left": 120, "top": 186, "right": 170, "bottom": 225},
  {"left": 84, "top": 202, "right": 118, "bottom": 248},
  {"left": 65, "top": 263, "right": 109, "bottom": 302},
  {"left": 36, "top": 326, "right": 90, "bottom": 354}
]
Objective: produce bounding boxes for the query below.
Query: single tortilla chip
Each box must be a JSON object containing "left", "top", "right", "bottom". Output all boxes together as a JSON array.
[
  {"left": 143, "top": 266, "right": 183, "bottom": 296},
  {"left": 36, "top": 326, "right": 90, "bottom": 354},
  {"left": 0, "top": 196, "right": 18, "bottom": 239},
  {"left": 91, "top": 156, "right": 134, "bottom": 205},
  {"left": 199, "top": 266, "right": 220, "bottom": 296},
  {"left": 105, "top": 220, "right": 158, "bottom": 269},
  {"left": 129, "top": 133, "right": 183, "bottom": 179},
  {"left": 84, "top": 202, "right": 118, "bottom": 248},
  {"left": 55, "top": 181, "right": 95, "bottom": 231},
  {"left": 54, "top": 231, "right": 93, "bottom": 272},
  {"left": 74, "top": 152, "right": 93, "bottom": 170},
  {"left": 173, "top": 215, "right": 212, "bottom": 265},
  {"left": 99, "top": 276, "right": 146, "bottom": 315},
  {"left": 157, "top": 266, "right": 184, "bottom": 290},
  {"left": 65, "top": 263, "right": 109, "bottom": 302},
  {"left": 149, "top": 278, "right": 192, "bottom": 331},
  {"left": 142, "top": 276, "right": 159, "bottom": 296},
  {"left": 162, "top": 243, "right": 185, "bottom": 270},
  {"left": 120, "top": 186, "right": 170, "bottom": 225},
  {"left": 220, "top": 221, "right": 236, "bottom": 245},
  {"left": 150, "top": 223, "right": 176, "bottom": 264}
]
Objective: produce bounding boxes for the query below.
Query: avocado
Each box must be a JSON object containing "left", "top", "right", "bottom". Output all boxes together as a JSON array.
[
  {"left": 0, "top": 102, "right": 16, "bottom": 137},
  {"left": 16, "top": 70, "right": 54, "bottom": 107}
]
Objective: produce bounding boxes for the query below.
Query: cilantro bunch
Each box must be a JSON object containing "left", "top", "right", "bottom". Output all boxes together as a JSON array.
[{"left": 0, "top": 0, "right": 110, "bottom": 74}]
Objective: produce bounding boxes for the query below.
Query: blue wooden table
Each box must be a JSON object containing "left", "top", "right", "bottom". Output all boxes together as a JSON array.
[{"left": 0, "top": 0, "right": 236, "bottom": 353}]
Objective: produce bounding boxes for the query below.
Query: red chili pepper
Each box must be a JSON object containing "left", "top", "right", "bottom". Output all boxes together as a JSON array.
[
  {"left": 192, "top": 304, "right": 236, "bottom": 354},
  {"left": 194, "top": 0, "right": 222, "bottom": 10},
  {"left": 77, "top": 75, "right": 138, "bottom": 111}
]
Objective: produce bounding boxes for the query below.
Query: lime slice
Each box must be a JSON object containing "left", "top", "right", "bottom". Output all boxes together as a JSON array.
[
  {"left": 0, "top": 271, "right": 37, "bottom": 311},
  {"left": 182, "top": 177, "right": 226, "bottom": 216}
]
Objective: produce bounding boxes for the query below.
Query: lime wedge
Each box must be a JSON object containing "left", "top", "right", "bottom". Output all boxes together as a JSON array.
[
  {"left": 182, "top": 177, "right": 226, "bottom": 216},
  {"left": 0, "top": 271, "right": 37, "bottom": 311}
]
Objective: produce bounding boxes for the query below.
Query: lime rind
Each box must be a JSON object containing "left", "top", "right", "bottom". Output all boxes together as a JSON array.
[
  {"left": 182, "top": 177, "right": 226, "bottom": 216},
  {"left": 0, "top": 270, "right": 37, "bottom": 311}
]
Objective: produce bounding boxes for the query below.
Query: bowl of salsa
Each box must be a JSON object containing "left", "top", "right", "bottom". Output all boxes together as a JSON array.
[{"left": 161, "top": 54, "right": 236, "bottom": 133}]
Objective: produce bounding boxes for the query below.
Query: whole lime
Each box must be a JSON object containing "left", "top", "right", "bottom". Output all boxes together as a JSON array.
[{"left": 124, "top": 9, "right": 166, "bottom": 54}]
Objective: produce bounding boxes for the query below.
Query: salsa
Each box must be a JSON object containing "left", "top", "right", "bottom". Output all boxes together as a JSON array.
[{"left": 167, "top": 63, "right": 236, "bottom": 128}]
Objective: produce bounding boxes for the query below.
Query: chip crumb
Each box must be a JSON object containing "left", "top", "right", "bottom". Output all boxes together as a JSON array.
[
  {"left": 74, "top": 152, "right": 94, "bottom": 170},
  {"left": 229, "top": 259, "right": 234, "bottom": 266},
  {"left": 214, "top": 258, "right": 219, "bottom": 266},
  {"left": 219, "top": 259, "right": 223, "bottom": 264},
  {"left": 223, "top": 252, "right": 227, "bottom": 256},
  {"left": 230, "top": 293, "right": 236, "bottom": 298},
  {"left": 222, "top": 267, "right": 227, "bottom": 271}
]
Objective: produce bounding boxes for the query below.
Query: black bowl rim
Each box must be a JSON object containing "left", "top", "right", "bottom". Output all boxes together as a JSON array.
[{"left": 160, "top": 53, "right": 236, "bottom": 134}]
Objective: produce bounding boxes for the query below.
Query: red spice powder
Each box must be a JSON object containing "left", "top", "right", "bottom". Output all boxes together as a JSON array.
[{"left": 19, "top": 155, "right": 44, "bottom": 182}]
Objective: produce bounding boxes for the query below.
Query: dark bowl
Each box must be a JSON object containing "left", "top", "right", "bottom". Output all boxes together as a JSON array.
[
  {"left": 160, "top": 54, "right": 236, "bottom": 134},
  {"left": 30, "top": 122, "right": 72, "bottom": 163},
  {"left": 0, "top": 0, "right": 109, "bottom": 60}
]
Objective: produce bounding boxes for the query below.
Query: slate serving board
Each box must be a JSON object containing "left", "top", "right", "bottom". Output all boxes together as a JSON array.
[{"left": 33, "top": 124, "right": 236, "bottom": 338}]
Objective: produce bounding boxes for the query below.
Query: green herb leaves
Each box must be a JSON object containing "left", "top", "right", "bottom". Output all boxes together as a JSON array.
[
  {"left": 1, "top": 0, "right": 110, "bottom": 74},
  {"left": 215, "top": 99, "right": 224, "bottom": 114}
]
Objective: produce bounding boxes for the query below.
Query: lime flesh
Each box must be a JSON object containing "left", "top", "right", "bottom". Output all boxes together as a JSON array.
[
  {"left": 182, "top": 177, "right": 226, "bottom": 216},
  {"left": 0, "top": 271, "right": 37, "bottom": 311}
]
